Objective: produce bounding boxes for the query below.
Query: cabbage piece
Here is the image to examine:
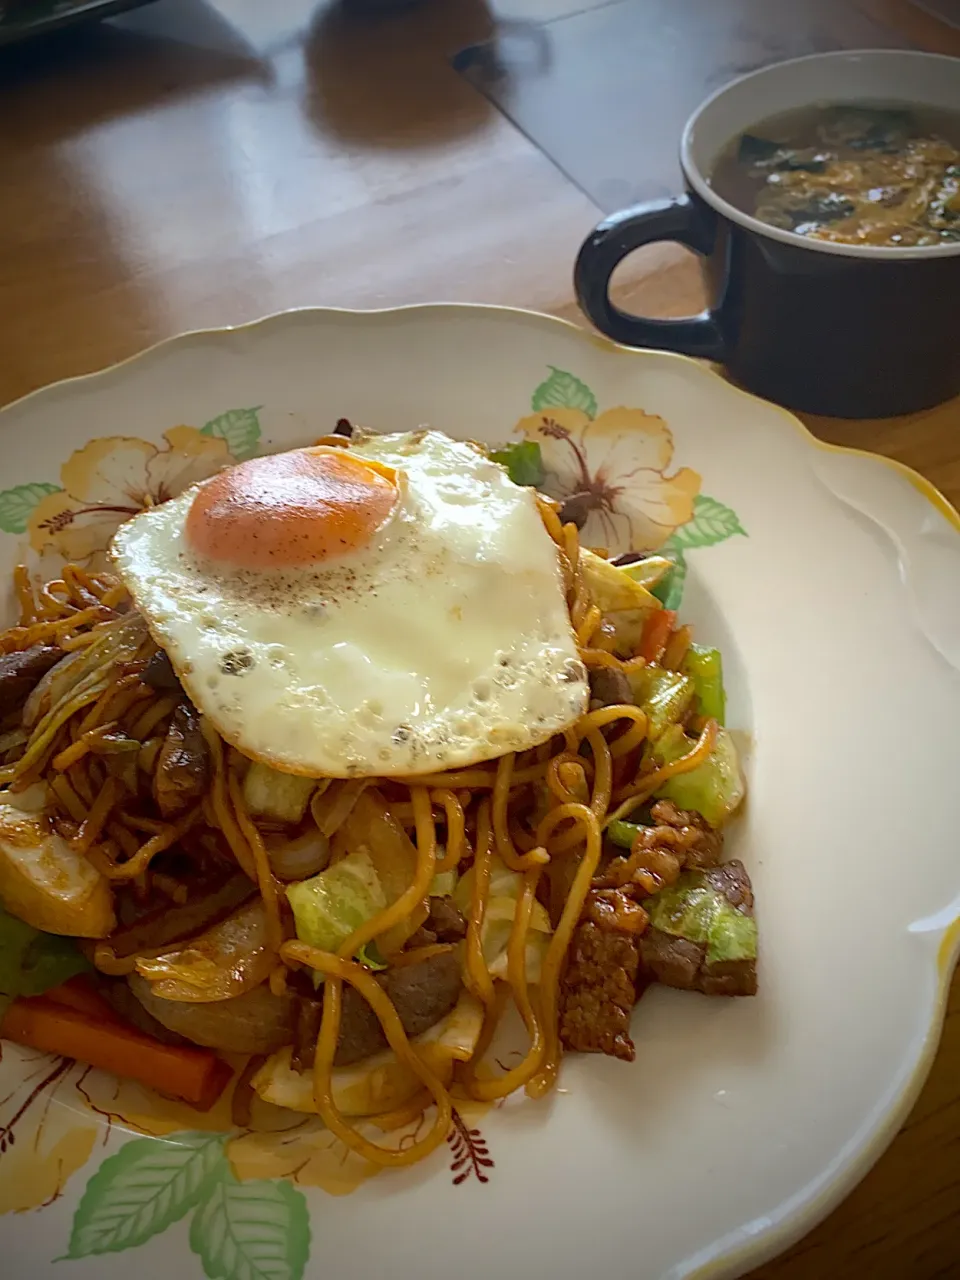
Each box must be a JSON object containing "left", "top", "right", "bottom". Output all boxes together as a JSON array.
[
  {"left": 478, "top": 900, "right": 551, "bottom": 982},
  {"left": 646, "top": 872, "right": 757, "bottom": 964},
  {"left": 253, "top": 991, "right": 485, "bottom": 1117},
  {"left": 0, "top": 902, "right": 90, "bottom": 1019},
  {"left": 341, "top": 790, "right": 426, "bottom": 953},
  {"left": 619, "top": 556, "right": 673, "bottom": 591},
  {"left": 135, "top": 899, "right": 273, "bottom": 1002},
  {"left": 652, "top": 724, "right": 745, "bottom": 828},
  {"left": 0, "top": 785, "right": 115, "bottom": 937},
  {"left": 429, "top": 868, "right": 458, "bottom": 897},
  {"left": 627, "top": 666, "right": 695, "bottom": 741},
  {"left": 578, "top": 550, "right": 661, "bottom": 655},
  {"left": 454, "top": 855, "right": 552, "bottom": 981},
  {"left": 453, "top": 854, "right": 523, "bottom": 910},
  {"left": 579, "top": 548, "right": 660, "bottom": 614},
  {"left": 287, "top": 849, "right": 387, "bottom": 955},
  {"left": 243, "top": 761, "right": 316, "bottom": 824},
  {"left": 706, "top": 904, "right": 758, "bottom": 966}
]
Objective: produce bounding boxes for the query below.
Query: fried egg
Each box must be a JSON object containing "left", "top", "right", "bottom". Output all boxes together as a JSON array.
[{"left": 111, "top": 430, "right": 588, "bottom": 777}]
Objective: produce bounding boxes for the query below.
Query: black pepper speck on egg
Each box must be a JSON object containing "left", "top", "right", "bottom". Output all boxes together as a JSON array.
[{"left": 220, "top": 649, "right": 255, "bottom": 676}]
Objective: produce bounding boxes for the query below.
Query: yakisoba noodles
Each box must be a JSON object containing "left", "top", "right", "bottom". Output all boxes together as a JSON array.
[{"left": 0, "top": 430, "right": 754, "bottom": 1174}]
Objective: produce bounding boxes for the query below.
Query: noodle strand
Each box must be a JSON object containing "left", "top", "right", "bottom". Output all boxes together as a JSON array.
[
  {"left": 463, "top": 798, "right": 497, "bottom": 1009},
  {"left": 281, "top": 941, "right": 453, "bottom": 1168}
]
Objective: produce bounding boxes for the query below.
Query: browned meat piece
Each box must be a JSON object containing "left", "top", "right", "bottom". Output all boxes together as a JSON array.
[
  {"left": 704, "top": 860, "right": 754, "bottom": 911},
  {"left": 0, "top": 644, "right": 62, "bottom": 716},
  {"left": 153, "top": 703, "right": 210, "bottom": 818},
  {"left": 426, "top": 895, "right": 467, "bottom": 943},
  {"left": 331, "top": 986, "right": 382, "bottom": 1067},
  {"left": 383, "top": 951, "right": 462, "bottom": 1039},
  {"left": 699, "top": 958, "right": 756, "bottom": 997},
  {"left": 291, "top": 993, "right": 323, "bottom": 1072},
  {"left": 559, "top": 921, "right": 640, "bottom": 1061},
  {"left": 142, "top": 648, "right": 184, "bottom": 693},
  {"left": 648, "top": 799, "right": 724, "bottom": 867},
  {"left": 588, "top": 665, "right": 634, "bottom": 708},
  {"left": 294, "top": 949, "right": 463, "bottom": 1069},
  {"left": 639, "top": 860, "right": 757, "bottom": 997},
  {"left": 639, "top": 931, "right": 703, "bottom": 990},
  {"left": 640, "top": 928, "right": 757, "bottom": 996}
]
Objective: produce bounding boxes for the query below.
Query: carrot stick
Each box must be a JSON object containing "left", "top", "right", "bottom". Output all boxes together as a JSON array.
[
  {"left": 42, "top": 975, "right": 122, "bottom": 1023},
  {"left": 1, "top": 996, "right": 232, "bottom": 1110},
  {"left": 662, "top": 623, "right": 693, "bottom": 671},
  {"left": 640, "top": 609, "right": 676, "bottom": 663}
]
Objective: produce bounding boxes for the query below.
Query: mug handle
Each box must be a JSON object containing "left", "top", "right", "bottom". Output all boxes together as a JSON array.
[{"left": 574, "top": 195, "right": 726, "bottom": 361}]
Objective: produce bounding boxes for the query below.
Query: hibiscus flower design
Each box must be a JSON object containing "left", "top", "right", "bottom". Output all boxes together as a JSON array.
[
  {"left": 26, "top": 427, "right": 237, "bottom": 571},
  {"left": 514, "top": 391, "right": 701, "bottom": 553}
]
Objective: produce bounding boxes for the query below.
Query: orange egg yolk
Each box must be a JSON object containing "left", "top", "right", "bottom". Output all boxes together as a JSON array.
[{"left": 185, "top": 447, "right": 399, "bottom": 568}]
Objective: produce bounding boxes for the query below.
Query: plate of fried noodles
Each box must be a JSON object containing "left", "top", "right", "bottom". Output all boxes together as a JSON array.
[{"left": 1, "top": 305, "right": 959, "bottom": 1280}]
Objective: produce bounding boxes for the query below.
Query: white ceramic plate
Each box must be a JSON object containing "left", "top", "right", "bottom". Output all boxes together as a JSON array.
[{"left": 1, "top": 306, "right": 959, "bottom": 1280}]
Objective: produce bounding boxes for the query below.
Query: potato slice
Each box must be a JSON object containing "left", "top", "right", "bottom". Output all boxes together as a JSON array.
[
  {"left": 0, "top": 786, "right": 115, "bottom": 937},
  {"left": 253, "top": 991, "right": 484, "bottom": 1117},
  {"left": 129, "top": 975, "right": 297, "bottom": 1053}
]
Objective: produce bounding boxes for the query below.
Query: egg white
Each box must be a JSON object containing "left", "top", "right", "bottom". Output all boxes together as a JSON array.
[{"left": 111, "top": 430, "right": 589, "bottom": 777}]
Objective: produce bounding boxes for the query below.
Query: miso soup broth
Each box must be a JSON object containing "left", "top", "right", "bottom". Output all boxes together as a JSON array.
[{"left": 710, "top": 102, "right": 960, "bottom": 247}]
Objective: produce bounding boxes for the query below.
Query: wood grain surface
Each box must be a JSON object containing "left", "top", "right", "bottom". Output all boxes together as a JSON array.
[
  {"left": 455, "top": 0, "right": 911, "bottom": 211},
  {"left": 1, "top": 1, "right": 958, "bottom": 1275}
]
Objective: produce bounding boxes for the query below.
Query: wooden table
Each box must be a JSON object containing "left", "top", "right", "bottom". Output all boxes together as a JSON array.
[{"left": 1, "top": 1, "right": 959, "bottom": 1274}]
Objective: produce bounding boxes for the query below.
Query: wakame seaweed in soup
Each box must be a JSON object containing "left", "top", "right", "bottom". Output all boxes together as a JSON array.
[{"left": 710, "top": 102, "right": 960, "bottom": 247}]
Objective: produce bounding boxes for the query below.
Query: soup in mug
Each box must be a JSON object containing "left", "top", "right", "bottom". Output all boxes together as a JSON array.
[{"left": 710, "top": 103, "right": 960, "bottom": 247}]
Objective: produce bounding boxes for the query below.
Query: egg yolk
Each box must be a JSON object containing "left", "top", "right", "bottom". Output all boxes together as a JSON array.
[{"left": 185, "top": 447, "right": 398, "bottom": 568}]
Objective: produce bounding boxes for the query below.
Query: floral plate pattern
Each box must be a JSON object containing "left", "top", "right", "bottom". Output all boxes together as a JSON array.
[{"left": 0, "top": 305, "right": 958, "bottom": 1280}]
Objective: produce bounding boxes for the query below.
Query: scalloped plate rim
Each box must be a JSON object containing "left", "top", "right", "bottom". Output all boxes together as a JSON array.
[
  {"left": 1, "top": 303, "right": 958, "bottom": 1280},
  {"left": 2, "top": 302, "right": 957, "bottom": 534}
]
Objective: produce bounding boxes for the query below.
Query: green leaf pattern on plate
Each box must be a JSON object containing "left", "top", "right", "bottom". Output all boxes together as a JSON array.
[
  {"left": 531, "top": 367, "right": 598, "bottom": 417},
  {"left": 200, "top": 408, "right": 263, "bottom": 460},
  {"left": 654, "top": 542, "right": 689, "bottom": 612},
  {"left": 671, "top": 495, "right": 747, "bottom": 549},
  {"left": 65, "top": 1132, "right": 225, "bottom": 1258},
  {"left": 189, "top": 1169, "right": 310, "bottom": 1280},
  {"left": 0, "top": 482, "right": 62, "bottom": 534},
  {"left": 63, "top": 1133, "right": 309, "bottom": 1280}
]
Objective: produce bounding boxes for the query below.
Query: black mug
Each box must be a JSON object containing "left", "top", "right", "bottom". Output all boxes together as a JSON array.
[{"left": 575, "top": 50, "right": 960, "bottom": 419}]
